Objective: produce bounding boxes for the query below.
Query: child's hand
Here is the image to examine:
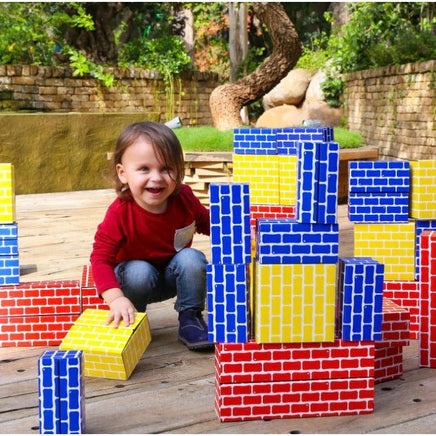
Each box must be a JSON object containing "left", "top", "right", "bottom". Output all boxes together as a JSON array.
[
  {"left": 106, "top": 296, "right": 137, "bottom": 328},
  {"left": 101, "top": 288, "right": 136, "bottom": 328}
]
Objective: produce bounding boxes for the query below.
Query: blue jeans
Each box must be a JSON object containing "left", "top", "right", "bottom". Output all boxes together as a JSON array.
[{"left": 114, "top": 248, "right": 207, "bottom": 313}]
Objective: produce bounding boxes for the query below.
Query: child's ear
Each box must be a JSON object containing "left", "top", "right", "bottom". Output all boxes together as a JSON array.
[{"left": 116, "top": 163, "right": 128, "bottom": 184}]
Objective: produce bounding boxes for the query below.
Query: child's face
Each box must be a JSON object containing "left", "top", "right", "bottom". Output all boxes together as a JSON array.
[{"left": 116, "top": 137, "right": 177, "bottom": 213}]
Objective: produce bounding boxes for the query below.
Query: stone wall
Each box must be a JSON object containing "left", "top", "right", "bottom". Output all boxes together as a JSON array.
[
  {"left": 0, "top": 65, "right": 219, "bottom": 126},
  {"left": 343, "top": 60, "right": 436, "bottom": 160}
]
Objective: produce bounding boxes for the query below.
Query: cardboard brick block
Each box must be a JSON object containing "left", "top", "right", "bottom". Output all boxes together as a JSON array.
[
  {"left": 38, "top": 350, "right": 85, "bottom": 434},
  {"left": 207, "top": 263, "right": 250, "bottom": 343},
  {"left": 215, "top": 340, "right": 374, "bottom": 385},
  {"left": 80, "top": 265, "right": 109, "bottom": 311},
  {"left": 419, "top": 230, "right": 436, "bottom": 368},
  {"left": 209, "top": 183, "right": 251, "bottom": 265},
  {"left": 0, "top": 163, "right": 16, "bottom": 223},
  {"left": 233, "top": 154, "right": 280, "bottom": 204},
  {"left": 374, "top": 346, "right": 404, "bottom": 384},
  {"left": 348, "top": 192, "right": 409, "bottom": 223},
  {"left": 0, "top": 280, "right": 81, "bottom": 318},
  {"left": 336, "top": 257, "right": 384, "bottom": 341},
  {"left": 256, "top": 219, "right": 339, "bottom": 264},
  {"left": 415, "top": 220, "right": 436, "bottom": 279},
  {"left": 254, "top": 262, "right": 336, "bottom": 343},
  {"left": 60, "top": 309, "right": 151, "bottom": 380},
  {"left": 215, "top": 377, "right": 374, "bottom": 421},
  {"left": 383, "top": 280, "right": 420, "bottom": 339},
  {"left": 0, "top": 313, "right": 79, "bottom": 347},
  {"left": 348, "top": 161, "right": 410, "bottom": 193},
  {"left": 376, "top": 298, "right": 410, "bottom": 349},
  {"left": 409, "top": 160, "right": 436, "bottom": 219},
  {"left": 354, "top": 222, "right": 416, "bottom": 280},
  {"left": 249, "top": 204, "right": 296, "bottom": 232}
]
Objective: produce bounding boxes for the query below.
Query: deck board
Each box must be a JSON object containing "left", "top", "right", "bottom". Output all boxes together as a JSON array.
[{"left": 0, "top": 189, "right": 435, "bottom": 433}]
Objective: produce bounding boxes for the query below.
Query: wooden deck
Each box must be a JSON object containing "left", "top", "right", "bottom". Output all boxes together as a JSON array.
[{"left": 1, "top": 189, "right": 435, "bottom": 434}]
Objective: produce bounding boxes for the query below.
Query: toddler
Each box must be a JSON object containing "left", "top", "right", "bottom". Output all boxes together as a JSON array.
[{"left": 90, "top": 121, "right": 212, "bottom": 350}]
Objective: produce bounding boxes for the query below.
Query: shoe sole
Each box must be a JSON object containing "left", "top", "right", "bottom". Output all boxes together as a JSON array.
[{"left": 178, "top": 336, "right": 215, "bottom": 351}]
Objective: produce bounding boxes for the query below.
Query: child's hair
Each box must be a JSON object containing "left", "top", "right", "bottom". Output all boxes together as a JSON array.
[{"left": 112, "top": 121, "right": 185, "bottom": 200}]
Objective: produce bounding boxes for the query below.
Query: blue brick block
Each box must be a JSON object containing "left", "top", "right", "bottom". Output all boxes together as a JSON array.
[
  {"left": 0, "top": 223, "right": 18, "bottom": 255},
  {"left": 317, "top": 142, "right": 339, "bottom": 224},
  {"left": 38, "top": 350, "right": 85, "bottom": 434},
  {"left": 336, "top": 257, "right": 384, "bottom": 341},
  {"left": 415, "top": 220, "right": 436, "bottom": 279},
  {"left": 210, "top": 183, "right": 251, "bottom": 264},
  {"left": 349, "top": 160, "right": 410, "bottom": 193},
  {"left": 296, "top": 141, "right": 320, "bottom": 223},
  {"left": 348, "top": 192, "right": 409, "bottom": 223},
  {"left": 0, "top": 255, "right": 19, "bottom": 285},
  {"left": 206, "top": 263, "right": 250, "bottom": 343},
  {"left": 256, "top": 218, "right": 339, "bottom": 264},
  {"left": 233, "top": 128, "right": 278, "bottom": 155}
]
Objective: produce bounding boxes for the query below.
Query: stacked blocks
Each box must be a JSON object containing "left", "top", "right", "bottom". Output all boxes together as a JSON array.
[
  {"left": 0, "top": 164, "right": 19, "bottom": 285},
  {"left": 60, "top": 309, "right": 151, "bottom": 380},
  {"left": 348, "top": 159, "right": 436, "bottom": 370},
  {"left": 38, "top": 350, "right": 85, "bottom": 434},
  {"left": 210, "top": 126, "right": 388, "bottom": 421},
  {"left": 336, "top": 258, "right": 384, "bottom": 341},
  {"left": 207, "top": 183, "right": 251, "bottom": 343}
]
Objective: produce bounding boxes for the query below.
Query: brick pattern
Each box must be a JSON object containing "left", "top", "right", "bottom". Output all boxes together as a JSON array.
[{"left": 0, "top": 65, "right": 218, "bottom": 126}]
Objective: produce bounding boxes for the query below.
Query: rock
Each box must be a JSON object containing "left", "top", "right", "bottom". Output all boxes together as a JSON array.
[
  {"left": 305, "top": 70, "right": 327, "bottom": 102},
  {"left": 255, "top": 104, "right": 306, "bottom": 128},
  {"left": 301, "top": 99, "right": 342, "bottom": 127},
  {"left": 262, "top": 69, "right": 313, "bottom": 110}
]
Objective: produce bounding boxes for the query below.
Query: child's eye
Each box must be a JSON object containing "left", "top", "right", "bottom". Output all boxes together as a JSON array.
[
  {"left": 162, "top": 166, "right": 173, "bottom": 173},
  {"left": 139, "top": 166, "right": 149, "bottom": 172}
]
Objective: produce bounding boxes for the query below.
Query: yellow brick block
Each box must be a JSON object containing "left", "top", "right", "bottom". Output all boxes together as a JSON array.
[
  {"left": 254, "top": 262, "right": 336, "bottom": 343},
  {"left": 233, "top": 154, "right": 279, "bottom": 204},
  {"left": 60, "top": 309, "right": 151, "bottom": 380},
  {"left": 410, "top": 160, "right": 436, "bottom": 219},
  {"left": 279, "top": 155, "right": 297, "bottom": 205},
  {"left": 0, "top": 163, "right": 15, "bottom": 223},
  {"left": 354, "top": 222, "right": 415, "bottom": 280}
]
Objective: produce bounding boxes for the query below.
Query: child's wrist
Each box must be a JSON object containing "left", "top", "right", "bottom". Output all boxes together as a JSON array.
[{"left": 102, "top": 288, "right": 124, "bottom": 305}]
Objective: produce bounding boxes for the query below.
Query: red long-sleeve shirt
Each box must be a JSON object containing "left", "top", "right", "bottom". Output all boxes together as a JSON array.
[{"left": 90, "top": 185, "right": 210, "bottom": 294}]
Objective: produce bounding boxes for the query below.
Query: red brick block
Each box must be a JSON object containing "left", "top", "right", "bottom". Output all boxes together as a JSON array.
[
  {"left": 215, "top": 340, "right": 374, "bottom": 384},
  {"left": 376, "top": 298, "right": 410, "bottom": 348},
  {"left": 80, "top": 265, "right": 108, "bottom": 311},
  {"left": 250, "top": 204, "right": 295, "bottom": 231},
  {"left": 419, "top": 230, "right": 436, "bottom": 368},
  {"left": 383, "top": 280, "right": 420, "bottom": 339},
  {"left": 0, "top": 314, "right": 80, "bottom": 347},
  {"left": 215, "top": 377, "right": 374, "bottom": 421},
  {"left": 0, "top": 281, "right": 81, "bottom": 318},
  {"left": 375, "top": 346, "right": 403, "bottom": 384}
]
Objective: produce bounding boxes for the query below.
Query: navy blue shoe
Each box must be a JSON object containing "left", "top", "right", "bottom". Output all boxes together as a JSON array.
[{"left": 178, "top": 309, "right": 214, "bottom": 351}]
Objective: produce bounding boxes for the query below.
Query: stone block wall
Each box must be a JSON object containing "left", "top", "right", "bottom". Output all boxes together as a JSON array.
[
  {"left": 344, "top": 60, "right": 436, "bottom": 160},
  {"left": 0, "top": 65, "right": 219, "bottom": 126}
]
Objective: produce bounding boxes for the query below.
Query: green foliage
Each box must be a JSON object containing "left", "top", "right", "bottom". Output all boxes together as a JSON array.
[
  {"left": 0, "top": 3, "right": 56, "bottom": 65},
  {"left": 174, "top": 126, "right": 362, "bottom": 152},
  {"left": 327, "top": 2, "right": 436, "bottom": 73}
]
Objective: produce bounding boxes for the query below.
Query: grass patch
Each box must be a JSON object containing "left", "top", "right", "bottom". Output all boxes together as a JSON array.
[{"left": 175, "top": 126, "right": 363, "bottom": 152}]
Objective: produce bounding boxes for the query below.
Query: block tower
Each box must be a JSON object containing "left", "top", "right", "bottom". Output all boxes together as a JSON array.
[
  {"left": 0, "top": 163, "right": 19, "bottom": 285},
  {"left": 207, "top": 127, "right": 390, "bottom": 421},
  {"left": 348, "top": 159, "right": 436, "bottom": 368}
]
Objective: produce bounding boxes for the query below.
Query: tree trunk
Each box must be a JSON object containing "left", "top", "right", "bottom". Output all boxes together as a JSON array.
[{"left": 210, "top": 2, "right": 303, "bottom": 131}]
